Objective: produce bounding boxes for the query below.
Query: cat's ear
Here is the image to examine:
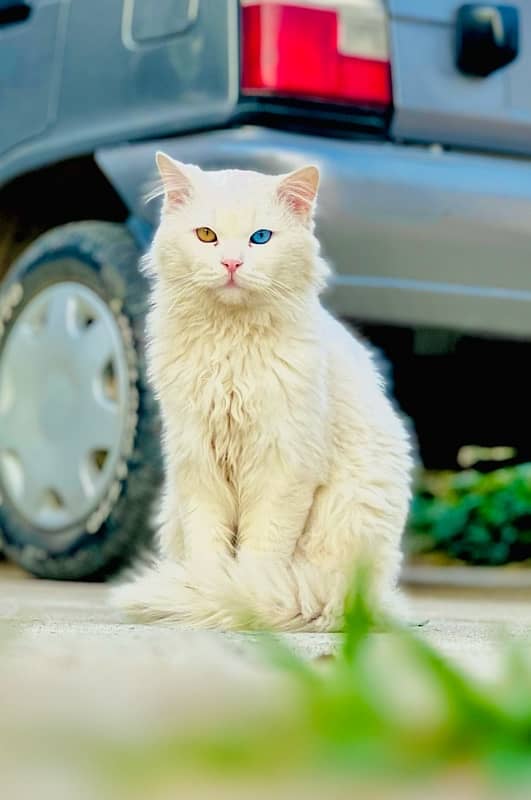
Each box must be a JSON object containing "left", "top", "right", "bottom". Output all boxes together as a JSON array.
[
  {"left": 155, "top": 151, "right": 194, "bottom": 210},
  {"left": 277, "top": 165, "right": 319, "bottom": 222}
]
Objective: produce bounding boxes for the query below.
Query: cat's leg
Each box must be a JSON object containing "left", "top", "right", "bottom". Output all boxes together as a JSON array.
[
  {"left": 113, "top": 464, "right": 239, "bottom": 627},
  {"left": 297, "top": 466, "right": 411, "bottom": 630},
  {"left": 231, "top": 456, "right": 321, "bottom": 627},
  {"left": 175, "top": 463, "right": 237, "bottom": 564},
  {"left": 155, "top": 471, "right": 234, "bottom": 563},
  {"left": 156, "top": 480, "right": 185, "bottom": 561},
  {"left": 236, "top": 458, "right": 316, "bottom": 559}
]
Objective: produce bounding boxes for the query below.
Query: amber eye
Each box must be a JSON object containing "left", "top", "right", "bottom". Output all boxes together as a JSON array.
[{"left": 196, "top": 227, "right": 217, "bottom": 243}]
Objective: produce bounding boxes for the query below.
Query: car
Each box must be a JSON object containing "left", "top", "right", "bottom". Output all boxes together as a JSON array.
[{"left": 0, "top": 0, "right": 529, "bottom": 579}]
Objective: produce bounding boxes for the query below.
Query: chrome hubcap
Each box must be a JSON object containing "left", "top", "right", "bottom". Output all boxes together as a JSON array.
[{"left": 0, "top": 282, "right": 130, "bottom": 530}]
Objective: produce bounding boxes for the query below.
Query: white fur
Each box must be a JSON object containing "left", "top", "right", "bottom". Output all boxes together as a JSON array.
[{"left": 112, "top": 155, "right": 413, "bottom": 631}]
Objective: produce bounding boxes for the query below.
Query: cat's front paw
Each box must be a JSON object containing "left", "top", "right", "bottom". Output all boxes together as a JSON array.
[
  {"left": 297, "top": 581, "right": 323, "bottom": 625},
  {"left": 296, "top": 590, "right": 342, "bottom": 632}
]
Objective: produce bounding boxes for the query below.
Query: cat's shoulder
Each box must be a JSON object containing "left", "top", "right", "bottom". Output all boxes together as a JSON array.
[
  {"left": 318, "top": 307, "right": 368, "bottom": 354},
  {"left": 317, "top": 307, "right": 384, "bottom": 381}
]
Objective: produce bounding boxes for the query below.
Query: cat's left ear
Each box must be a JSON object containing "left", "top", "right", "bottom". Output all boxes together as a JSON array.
[{"left": 277, "top": 165, "right": 320, "bottom": 223}]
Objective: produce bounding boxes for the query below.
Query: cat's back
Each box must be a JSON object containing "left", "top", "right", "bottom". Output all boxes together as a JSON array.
[
  {"left": 318, "top": 306, "right": 375, "bottom": 373},
  {"left": 318, "top": 306, "right": 391, "bottom": 410}
]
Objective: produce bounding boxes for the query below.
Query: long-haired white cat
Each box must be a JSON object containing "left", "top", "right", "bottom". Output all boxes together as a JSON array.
[{"left": 112, "top": 153, "right": 413, "bottom": 631}]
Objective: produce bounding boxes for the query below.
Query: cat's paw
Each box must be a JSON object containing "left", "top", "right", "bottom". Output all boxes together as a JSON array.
[
  {"left": 294, "top": 560, "right": 345, "bottom": 630},
  {"left": 319, "top": 597, "right": 344, "bottom": 631},
  {"left": 297, "top": 582, "right": 323, "bottom": 625}
]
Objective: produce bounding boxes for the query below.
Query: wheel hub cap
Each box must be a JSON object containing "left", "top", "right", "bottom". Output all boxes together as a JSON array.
[{"left": 0, "top": 282, "right": 130, "bottom": 530}]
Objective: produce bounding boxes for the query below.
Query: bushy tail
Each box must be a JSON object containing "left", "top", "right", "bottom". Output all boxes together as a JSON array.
[{"left": 110, "top": 554, "right": 350, "bottom": 632}]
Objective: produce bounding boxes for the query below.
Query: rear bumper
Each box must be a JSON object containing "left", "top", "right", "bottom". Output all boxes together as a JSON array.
[{"left": 97, "top": 126, "right": 531, "bottom": 339}]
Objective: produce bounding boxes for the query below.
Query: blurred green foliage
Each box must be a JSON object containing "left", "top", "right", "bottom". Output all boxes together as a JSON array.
[
  {"left": 99, "top": 576, "right": 531, "bottom": 796},
  {"left": 409, "top": 464, "right": 531, "bottom": 565}
]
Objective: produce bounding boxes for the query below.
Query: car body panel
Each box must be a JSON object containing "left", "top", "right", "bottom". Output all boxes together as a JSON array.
[
  {"left": 0, "top": 0, "right": 239, "bottom": 186},
  {"left": 0, "top": 0, "right": 68, "bottom": 155},
  {"left": 97, "top": 125, "right": 531, "bottom": 340},
  {"left": 389, "top": 0, "right": 531, "bottom": 155}
]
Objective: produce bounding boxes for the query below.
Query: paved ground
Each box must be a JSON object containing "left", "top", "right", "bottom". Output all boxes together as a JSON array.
[
  {"left": 2, "top": 561, "right": 531, "bottom": 683},
  {"left": 1, "top": 562, "right": 531, "bottom": 798}
]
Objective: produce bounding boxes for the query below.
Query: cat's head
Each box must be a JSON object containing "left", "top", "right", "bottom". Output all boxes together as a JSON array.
[{"left": 150, "top": 153, "right": 328, "bottom": 310}]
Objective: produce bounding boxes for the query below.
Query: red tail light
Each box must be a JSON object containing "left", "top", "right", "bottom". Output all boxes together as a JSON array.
[{"left": 241, "top": 1, "right": 392, "bottom": 108}]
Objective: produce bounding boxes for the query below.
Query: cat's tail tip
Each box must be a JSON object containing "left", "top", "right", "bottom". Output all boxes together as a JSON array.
[{"left": 109, "top": 561, "right": 191, "bottom": 623}]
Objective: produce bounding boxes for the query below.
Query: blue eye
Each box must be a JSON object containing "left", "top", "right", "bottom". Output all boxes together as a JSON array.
[{"left": 250, "top": 229, "right": 272, "bottom": 245}]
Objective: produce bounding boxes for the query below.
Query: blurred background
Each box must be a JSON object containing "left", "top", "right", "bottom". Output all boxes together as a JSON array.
[
  {"left": 1, "top": 2, "right": 531, "bottom": 797},
  {"left": 1, "top": 0, "right": 530, "bottom": 578}
]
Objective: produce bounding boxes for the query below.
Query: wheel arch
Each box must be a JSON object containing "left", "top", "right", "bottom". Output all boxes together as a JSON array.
[{"left": 0, "top": 156, "right": 130, "bottom": 283}]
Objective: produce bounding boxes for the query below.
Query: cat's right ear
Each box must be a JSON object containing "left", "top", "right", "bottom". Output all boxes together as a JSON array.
[{"left": 155, "top": 152, "right": 194, "bottom": 211}]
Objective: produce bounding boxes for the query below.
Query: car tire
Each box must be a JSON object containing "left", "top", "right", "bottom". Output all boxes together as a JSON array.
[{"left": 0, "top": 221, "right": 161, "bottom": 579}]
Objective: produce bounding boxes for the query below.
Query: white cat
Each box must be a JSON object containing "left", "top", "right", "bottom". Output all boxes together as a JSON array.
[{"left": 112, "top": 153, "right": 413, "bottom": 631}]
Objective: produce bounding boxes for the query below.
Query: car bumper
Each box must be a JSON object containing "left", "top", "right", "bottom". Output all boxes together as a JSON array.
[{"left": 97, "top": 126, "right": 531, "bottom": 339}]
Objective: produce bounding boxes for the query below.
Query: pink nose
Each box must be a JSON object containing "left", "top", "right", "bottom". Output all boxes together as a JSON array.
[{"left": 222, "top": 258, "right": 243, "bottom": 274}]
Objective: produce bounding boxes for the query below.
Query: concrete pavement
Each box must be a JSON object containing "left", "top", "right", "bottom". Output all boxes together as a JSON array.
[
  {"left": 1, "top": 562, "right": 531, "bottom": 798},
  {"left": 2, "top": 563, "right": 531, "bottom": 679}
]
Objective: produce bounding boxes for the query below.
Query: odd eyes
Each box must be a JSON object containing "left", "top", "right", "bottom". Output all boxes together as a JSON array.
[
  {"left": 195, "top": 227, "right": 273, "bottom": 244},
  {"left": 196, "top": 227, "right": 217, "bottom": 243},
  {"left": 250, "top": 229, "right": 272, "bottom": 245}
]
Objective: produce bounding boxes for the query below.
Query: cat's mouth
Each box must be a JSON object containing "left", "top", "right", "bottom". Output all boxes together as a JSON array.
[
  {"left": 215, "top": 275, "right": 250, "bottom": 305},
  {"left": 223, "top": 274, "right": 243, "bottom": 290}
]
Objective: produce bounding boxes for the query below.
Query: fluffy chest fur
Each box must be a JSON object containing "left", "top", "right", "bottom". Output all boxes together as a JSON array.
[{"left": 148, "top": 303, "right": 329, "bottom": 485}]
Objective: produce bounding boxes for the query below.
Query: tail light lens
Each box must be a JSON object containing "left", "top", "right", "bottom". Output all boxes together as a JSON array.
[{"left": 241, "top": 1, "right": 391, "bottom": 108}]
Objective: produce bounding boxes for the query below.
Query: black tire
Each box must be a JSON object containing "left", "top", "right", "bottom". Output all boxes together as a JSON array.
[{"left": 0, "top": 222, "right": 162, "bottom": 579}]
